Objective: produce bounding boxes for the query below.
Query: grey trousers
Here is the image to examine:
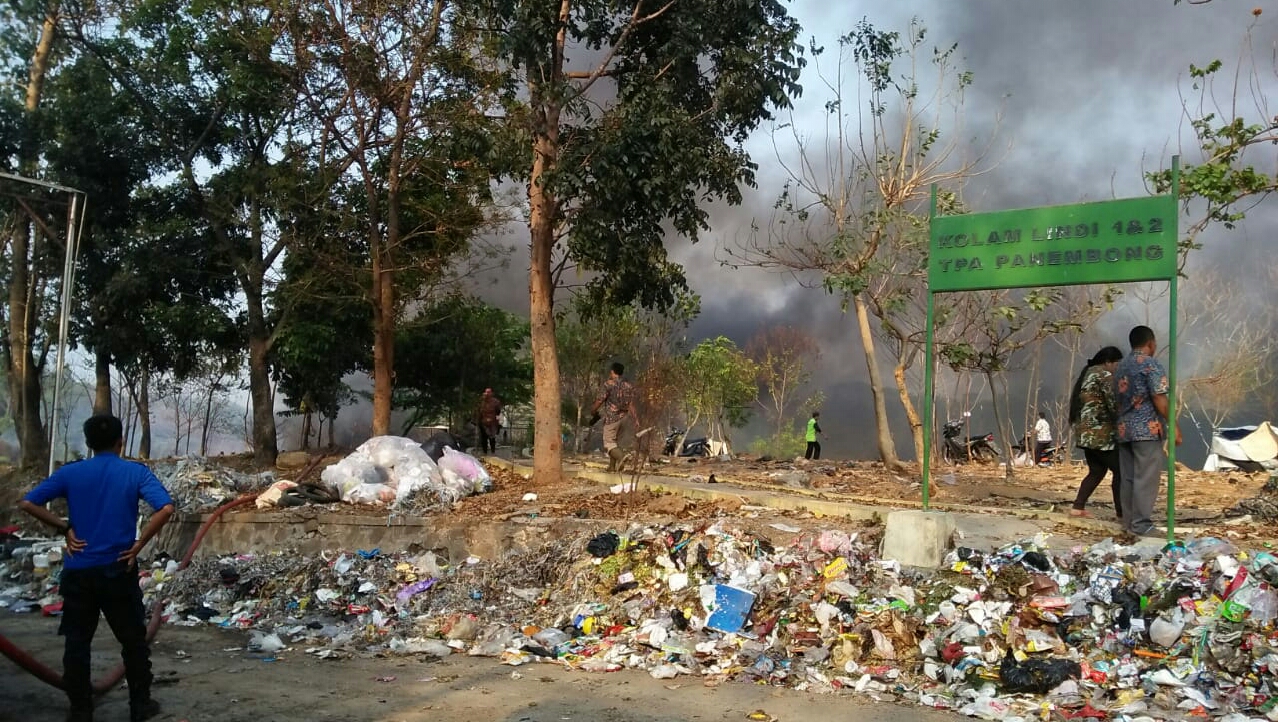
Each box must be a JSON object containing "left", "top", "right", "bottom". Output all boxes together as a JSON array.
[{"left": 1118, "top": 440, "right": 1166, "bottom": 534}]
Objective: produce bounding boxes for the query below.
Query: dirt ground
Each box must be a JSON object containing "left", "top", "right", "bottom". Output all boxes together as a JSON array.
[
  {"left": 6, "top": 450, "right": 1275, "bottom": 547},
  {"left": 0, "top": 616, "right": 951, "bottom": 722}
]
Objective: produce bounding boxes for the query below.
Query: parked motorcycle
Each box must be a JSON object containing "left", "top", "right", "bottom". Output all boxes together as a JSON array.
[
  {"left": 663, "top": 429, "right": 710, "bottom": 457},
  {"left": 941, "top": 419, "right": 1001, "bottom": 464},
  {"left": 1012, "top": 438, "right": 1066, "bottom": 466}
]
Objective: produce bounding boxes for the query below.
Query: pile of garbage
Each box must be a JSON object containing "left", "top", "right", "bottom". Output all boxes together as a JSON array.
[
  {"left": 318, "top": 436, "right": 493, "bottom": 511},
  {"left": 153, "top": 458, "right": 276, "bottom": 512},
  {"left": 5, "top": 518, "right": 1278, "bottom": 720}
]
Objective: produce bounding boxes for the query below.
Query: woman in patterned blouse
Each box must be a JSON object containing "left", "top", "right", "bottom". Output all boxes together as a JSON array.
[{"left": 1067, "top": 346, "right": 1124, "bottom": 518}]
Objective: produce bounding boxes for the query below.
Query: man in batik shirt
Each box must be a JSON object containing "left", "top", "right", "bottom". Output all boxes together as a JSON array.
[
  {"left": 591, "top": 362, "right": 637, "bottom": 468},
  {"left": 1113, "top": 325, "right": 1181, "bottom": 537}
]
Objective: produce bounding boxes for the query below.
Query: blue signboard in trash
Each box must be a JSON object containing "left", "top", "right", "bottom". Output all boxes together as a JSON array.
[{"left": 706, "top": 584, "right": 756, "bottom": 634}]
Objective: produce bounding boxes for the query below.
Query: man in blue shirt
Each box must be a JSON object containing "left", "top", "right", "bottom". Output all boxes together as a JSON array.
[
  {"left": 1113, "top": 326, "right": 1181, "bottom": 538},
  {"left": 18, "top": 414, "right": 175, "bottom": 722}
]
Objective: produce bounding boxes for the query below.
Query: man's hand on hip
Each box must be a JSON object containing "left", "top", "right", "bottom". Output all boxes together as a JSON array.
[
  {"left": 65, "top": 528, "right": 87, "bottom": 556},
  {"left": 118, "top": 541, "right": 145, "bottom": 568}
]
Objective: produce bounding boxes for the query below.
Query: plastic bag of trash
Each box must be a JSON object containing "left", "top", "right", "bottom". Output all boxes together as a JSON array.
[
  {"left": 439, "top": 447, "right": 493, "bottom": 493},
  {"left": 421, "top": 430, "right": 466, "bottom": 462},
  {"left": 394, "top": 456, "right": 443, "bottom": 506},
  {"left": 323, "top": 436, "right": 484, "bottom": 508},
  {"left": 346, "top": 483, "right": 396, "bottom": 506},
  {"left": 320, "top": 456, "right": 385, "bottom": 496},
  {"left": 998, "top": 649, "right": 1080, "bottom": 694},
  {"left": 1148, "top": 611, "right": 1185, "bottom": 648},
  {"left": 249, "top": 631, "right": 287, "bottom": 653},
  {"left": 363, "top": 435, "right": 433, "bottom": 469}
]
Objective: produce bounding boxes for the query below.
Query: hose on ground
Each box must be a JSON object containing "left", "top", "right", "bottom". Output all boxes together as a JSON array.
[{"left": 0, "top": 492, "right": 259, "bottom": 694}]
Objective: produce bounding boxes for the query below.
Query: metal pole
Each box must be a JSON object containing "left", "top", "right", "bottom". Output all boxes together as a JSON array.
[
  {"left": 48, "top": 193, "right": 82, "bottom": 476},
  {"left": 1166, "top": 156, "right": 1180, "bottom": 541},
  {"left": 922, "top": 184, "right": 938, "bottom": 510}
]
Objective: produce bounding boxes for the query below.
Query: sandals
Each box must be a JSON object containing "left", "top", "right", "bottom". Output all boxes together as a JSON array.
[{"left": 1068, "top": 509, "right": 1092, "bottom": 518}]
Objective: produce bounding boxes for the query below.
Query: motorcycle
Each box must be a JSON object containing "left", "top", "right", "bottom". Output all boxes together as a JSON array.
[
  {"left": 1012, "top": 438, "right": 1066, "bottom": 466},
  {"left": 663, "top": 429, "right": 710, "bottom": 457},
  {"left": 941, "top": 419, "right": 1001, "bottom": 464}
]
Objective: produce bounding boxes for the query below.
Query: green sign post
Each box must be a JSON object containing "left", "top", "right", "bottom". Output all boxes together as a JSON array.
[{"left": 922, "top": 159, "right": 1181, "bottom": 540}]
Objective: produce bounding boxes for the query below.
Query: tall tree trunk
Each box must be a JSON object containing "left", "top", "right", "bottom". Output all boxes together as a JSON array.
[
  {"left": 200, "top": 383, "right": 216, "bottom": 456},
  {"left": 5, "top": 6, "right": 58, "bottom": 469},
  {"left": 853, "top": 294, "right": 901, "bottom": 468},
  {"left": 137, "top": 368, "right": 152, "bottom": 459},
  {"left": 173, "top": 388, "right": 182, "bottom": 457},
  {"left": 370, "top": 219, "right": 396, "bottom": 437},
  {"left": 370, "top": 246, "right": 394, "bottom": 437},
  {"left": 301, "top": 410, "right": 313, "bottom": 450},
  {"left": 894, "top": 361, "right": 924, "bottom": 462},
  {"left": 988, "top": 371, "right": 1015, "bottom": 480},
  {"left": 120, "top": 379, "right": 134, "bottom": 454},
  {"left": 93, "top": 348, "right": 112, "bottom": 414},
  {"left": 246, "top": 331, "right": 275, "bottom": 461},
  {"left": 528, "top": 84, "right": 564, "bottom": 483},
  {"left": 327, "top": 413, "right": 336, "bottom": 448},
  {"left": 529, "top": 212, "right": 561, "bottom": 482}
]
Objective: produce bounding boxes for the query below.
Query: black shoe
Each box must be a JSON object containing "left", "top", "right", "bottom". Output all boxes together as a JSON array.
[{"left": 130, "top": 698, "right": 161, "bottom": 722}]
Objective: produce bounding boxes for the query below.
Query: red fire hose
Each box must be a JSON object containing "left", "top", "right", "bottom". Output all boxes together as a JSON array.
[{"left": 0, "top": 493, "right": 259, "bottom": 695}]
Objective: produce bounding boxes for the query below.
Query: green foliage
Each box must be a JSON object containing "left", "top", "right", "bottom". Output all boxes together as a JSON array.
[
  {"left": 479, "top": 0, "right": 806, "bottom": 312},
  {"left": 1147, "top": 54, "right": 1278, "bottom": 256},
  {"left": 393, "top": 295, "right": 532, "bottom": 432},
  {"left": 749, "top": 427, "right": 806, "bottom": 459},
  {"left": 270, "top": 232, "right": 369, "bottom": 421},
  {"left": 682, "top": 336, "right": 758, "bottom": 446}
]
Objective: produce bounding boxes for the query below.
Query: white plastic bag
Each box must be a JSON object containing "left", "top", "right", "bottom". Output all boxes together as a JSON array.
[{"left": 439, "top": 447, "right": 493, "bottom": 492}]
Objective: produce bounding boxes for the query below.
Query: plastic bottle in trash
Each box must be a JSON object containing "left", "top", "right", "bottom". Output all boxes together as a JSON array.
[
  {"left": 532, "top": 627, "right": 571, "bottom": 650},
  {"left": 1246, "top": 587, "right": 1278, "bottom": 626},
  {"left": 32, "top": 553, "right": 49, "bottom": 577}
]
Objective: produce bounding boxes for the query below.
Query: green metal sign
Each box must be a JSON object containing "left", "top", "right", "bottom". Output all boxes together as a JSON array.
[{"left": 929, "top": 195, "right": 1178, "bottom": 292}]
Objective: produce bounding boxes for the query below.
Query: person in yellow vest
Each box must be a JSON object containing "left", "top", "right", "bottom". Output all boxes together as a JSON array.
[{"left": 805, "top": 411, "right": 823, "bottom": 460}]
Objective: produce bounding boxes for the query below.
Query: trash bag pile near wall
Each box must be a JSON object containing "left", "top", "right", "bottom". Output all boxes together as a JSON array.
[
  {"left": 7, "top": 518, "right": 1278, "bottom": 721},
  {"left": 318, "top": 436, "right": 492, "bottom": 510}
]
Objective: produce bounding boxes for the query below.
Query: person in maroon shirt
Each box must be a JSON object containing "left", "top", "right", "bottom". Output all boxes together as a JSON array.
[{"left": 477, "top": 388, "right": 503, "bottom": 454}]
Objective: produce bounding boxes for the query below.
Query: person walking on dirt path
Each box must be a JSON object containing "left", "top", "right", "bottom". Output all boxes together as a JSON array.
[
  {"left": 16, "top": 414, "right": 175, "bottom": 722},
  {"left": 1033, "top": 412, "right": 1053, "bottom": 466},
  {"left": 591, "top": 362, "right": 638, "bottom": 468},
  {"left": 477, "top": 388, "right": 503, "bottom": 455},
  {"left": 1114, "top": 325, "right": 1181, "bottom": 537},
  {"left": 592, "top": 360, "right": 644, "bottom": 472},
  {"left": 805, "top": 411, "right": 824, "bottom": 460},
  {"left": 1068, "top": 346, "right": 1124, "bottom": 519}
]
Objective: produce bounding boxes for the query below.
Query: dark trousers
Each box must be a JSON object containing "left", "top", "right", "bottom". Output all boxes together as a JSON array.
[
  {"left": 805, "top": 441, "right": 821, "bottom": 460},
  {"left": 1073, "top": 447, "right": 1122, "bottom": 515},
  {"left": 479, "top": 425, "right": 499, "bottom": 454},
  {"left": 1034, "top": 440, "right": 1050, "bottom": 463},
  {"left": 60, "top": 563, "right": 152, "bottom": 712}
]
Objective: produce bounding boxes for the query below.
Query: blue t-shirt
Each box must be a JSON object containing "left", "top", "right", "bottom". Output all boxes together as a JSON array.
[{"left": 23, "top": 453, "right": 173, "bottom": 570}]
